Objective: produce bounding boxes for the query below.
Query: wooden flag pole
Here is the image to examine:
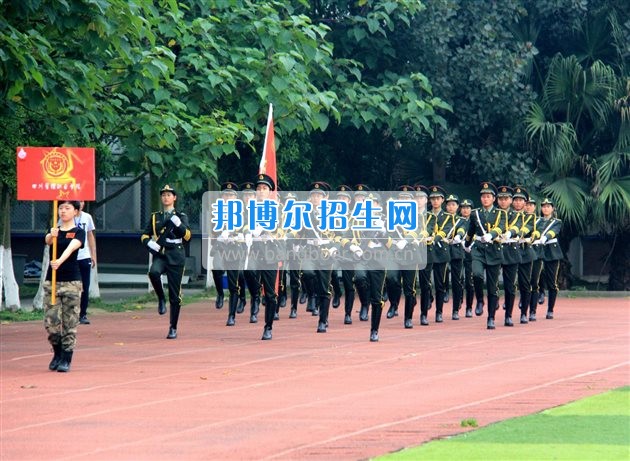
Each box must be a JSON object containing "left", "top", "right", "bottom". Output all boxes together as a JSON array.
[{"left": 51, "top": 200, "right": 58, "bottom": 304}]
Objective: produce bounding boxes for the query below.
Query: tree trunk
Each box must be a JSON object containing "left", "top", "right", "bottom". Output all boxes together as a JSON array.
[
  {"left": 608, "top": 233, "right": 630, "bottom": 290},
  {"left": 432, "top": 154, "right": 446, "bottom": 184},
  {"left": 0, "top": 183, "right": 20, "bottom": 310},
  {"left": 33, "top": 246, "right": 49, "bottom": 310}
]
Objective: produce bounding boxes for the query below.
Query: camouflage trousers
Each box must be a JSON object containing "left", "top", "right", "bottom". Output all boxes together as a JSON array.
[{"left": 43, "top": 280, "right": 83, "bottom": 351}]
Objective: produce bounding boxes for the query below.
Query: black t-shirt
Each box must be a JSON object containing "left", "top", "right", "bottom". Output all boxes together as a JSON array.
[{"left": 45, "top": 227, "right": 85, "bottom": 282}]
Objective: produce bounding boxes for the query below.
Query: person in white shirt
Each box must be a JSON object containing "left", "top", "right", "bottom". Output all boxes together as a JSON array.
[{"left": 75, "top": 201, "right": 97, "bottom": 324}]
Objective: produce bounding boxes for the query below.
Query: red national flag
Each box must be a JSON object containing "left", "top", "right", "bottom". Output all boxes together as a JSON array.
[
  {"left": 16, "top": 146, "right": 96, "bottom": 201},
  {"left": 258, "top": 104, "right": 277, "bottom": 192}
]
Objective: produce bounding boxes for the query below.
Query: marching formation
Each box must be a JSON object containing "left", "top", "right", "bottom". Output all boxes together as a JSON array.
[{"left": 137, "top": 178, "right": 564, "bottom": 343}]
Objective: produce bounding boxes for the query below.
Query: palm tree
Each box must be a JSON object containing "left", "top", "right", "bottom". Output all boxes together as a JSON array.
[{"left": 525, "top": 53, "right": 629, "bottom": 289}]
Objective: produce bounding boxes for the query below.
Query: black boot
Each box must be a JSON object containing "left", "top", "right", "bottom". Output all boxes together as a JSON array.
[
  {"left": 538, "top": 290, "right": 545, "bottom": 305},
  {"left": 306, "top": 296, "right": 316, "bottom": 313},
  {"left": 167, "top": 304, "right": 180, "bottom": 339},
  {"left": 49, "top": 344, "right": 63, "bottom": 371},
  {"left": 262, "top": 298, "right": 276, "bottom": 339},
  {"left": 435, "top": 295, "right": 443, "bottom": 322},
  {"left": 475, "top": 300, "right": 484, "bottom": 316},
  {"left": 344, "top": 290, "right": 354, "bottom": 324},
  {"left": 386, "top": 304, "right": 397, "bottom": 319},
  {"left": 504, "top": 292, "right": 515, "bottom": 326},
  {"left": 317, "top": 297, "right": 330, "bottom": 333},
  {"left": 157, "top": 298, "right": 166, "bottom": 315},
  {"left": 359, "top": 305, "right": 369, "bottom": 321},
  {"left": 404, "top": 295, "right": 415, "bottom": 329},
  {"left": 226, "top": 294, "right": 238, "bottom": 326},
  {"left": 278, "top": 289, "right": 287, "bottom": 308},
  {"left": 452, "top": 308, "right": 460, "bottom": 320},
  {"left": 332, "top": 293, "right": 340, "bottom": 308},
  {"left": 250, "top": 296, "right": 260, "bottom": 323},
  {"left": 56, "top": 350, "right": 73, "bottom": 372},
  {"left": 215, "top": 292, "right": 224, "bottom": 309},
  {"left": 546, "top": 291, "right": 557, "bottom": 319},
  {"left": 487, "top": 296, "right": 497, "bottom": 330},
  {"left": 370, "top": 303, "right": 383, "bottom": 341},
  {"left": 289, "top": 289, "right": 299, "bottom": 318},
  {"left": 529, "top": 291, "right": 537, "bottom": 321},
  {"left": 236, "top": 296, "right": 246, "bottom": 314}
]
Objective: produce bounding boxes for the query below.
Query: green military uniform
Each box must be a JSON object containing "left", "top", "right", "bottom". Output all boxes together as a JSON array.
[
  {"left": 412, "top": 185, "right": 436, "bottom": 326},
  {"left": 429, "top": 186, "right": 454, "bottom": 323},
  {"left": 465, "top": 182, "right": 507, "bottom": 329},
  {"left": 497, "top": 186, "right": 522, "bottom": 326},
  {"left": 141, "top": 185, "right": 192, "bottom": 339},
  {"left": 445, "top": 194, "right": 469, "bottom": 320},
  {"left": 214, "top": 181, "right": 245, "bottom": 326},
  {"left": 512, "top": 187, "right": 536, "bottom": 323},
  {"left": 385, "top": 185, "right": 419, "bottom": 328},
  {"left": 537, "top": 198, "right": 563, "bottom": 319},
  {"left": 459, "top": 199, "right": 477, "bottom": 317}
]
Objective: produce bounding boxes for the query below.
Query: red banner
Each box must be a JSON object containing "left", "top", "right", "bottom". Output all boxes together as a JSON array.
[{"left": 16, "top": 147, "right": 96, "bottom": 201}]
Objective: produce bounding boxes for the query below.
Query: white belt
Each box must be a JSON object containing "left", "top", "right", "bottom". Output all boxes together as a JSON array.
[
  {"left": 306, "top": 239, "right": 330, "bottom": 246},
  {"left": 502, "top": 238, "right": 519, "bottom": 244},
  {"left": 367, "top": 241, "right": 382, "bottom": 249},
  {"left": 545, "top": 238, "right": 558, "bottom": 244},
  {"left": 165, "top": 238, "right": 182, "bottom": 244},
  {"left": 473, "top": 235, "right": 486, "bottom": 241}
]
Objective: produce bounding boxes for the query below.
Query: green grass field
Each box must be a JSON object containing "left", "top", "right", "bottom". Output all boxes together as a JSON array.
[{"left": 377, "top": 386, "right": 630, "bottom": 460}]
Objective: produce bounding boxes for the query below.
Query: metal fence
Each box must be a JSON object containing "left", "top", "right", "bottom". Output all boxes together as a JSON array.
[{"left": 11, "top": 176, "right": 202, "bottom": 233}]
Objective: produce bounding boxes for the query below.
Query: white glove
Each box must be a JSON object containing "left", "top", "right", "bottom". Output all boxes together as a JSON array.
[
  {"left": 395, "top": 239, "right": 408, "bottom": 250},
  {"left": 327, "top": 247, "right": 338, "bottom": 257},
  {"left": 147, "top": 240, "right": 161, "bottom": 252},
  {"left": 235, "top": 233, "right": 245, "bottom": 243},
  {"left": 504, "top": 231, "right": 512, "bottom": 240},
  {"left": 373, "top": 218, "right": 385, "bottom": 229},
  {"left": 251, "top": 226, "right": 263, "bottom": 237},
  {"left": 464, "top": 244, "right": 472, "bottom": 253},
  {"left": 218, "top": 230, "right": 230, "bottom": 242},
  {"left": 245, "top": 233, "right": 253, "bottom": 246},
  {"left": 540, "top": 235, "right": 548, "bottom": 244},
  {"left": 170, "top": 215, "right": 181, "bottom": 227},
  {"left": 349, "top": 244, "right": 363, "bottom": 258},
  {"left": 292, "top": 244, "right": 301, "bottom": 253},
  {"left": 481, "top": 233, "right": 493, "bottom": 243},
  {"left": 453, "top": 234, "right": 462, "bottom": 244}
]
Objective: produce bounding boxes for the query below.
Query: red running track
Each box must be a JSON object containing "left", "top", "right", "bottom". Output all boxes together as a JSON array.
[{"left": 1, "top": 297, "right": 628, "bottom": 460}]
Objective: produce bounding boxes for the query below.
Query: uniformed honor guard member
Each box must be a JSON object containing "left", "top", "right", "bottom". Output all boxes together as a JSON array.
[
  {"left": 465, "top": 182, "right": 507, "bottom": 329},
  {"left": 297, "top": 181, "right": 338, "bottom": 333},
  {"left": 459, "top": 199, "right": 477, "bottom": 317},
  {"left": 141, "top": 185, "right": 192, "bottom": 339},
  {"left": 215, "top": 182, "right": 245, "bottom": 326},
  {"left": 428, "top": 186, "right": 454, "bottom": 323},
  {"left": 536, "top": 198, "right": 563, "bottom": 319},
  {"left": 414, "top": 185, "right": 436, "bottom": 326},
  {"left": 210, "top": 182, "right": 239, "bottom": 311},
  {"left": 384, "top": 187, "right": 415, "bottom": 320},
  {"left": 526, "top": 197, "right": 543, "bottom": 321},
  {"left": 496, "top": 186, "right": 521, "bottom": 327},
  {"left": 389, "top": 185, "right": 419, "bottom": 329},
  {"left": 283, "top": 192, "right": 302, "bottom": 319},
  {"left": 334, "top": 185, "right": 356, "bottom": 324},
  {"left": 511, "top": 186, "right": 536, "bottom": 324},
  {"left": 249, "top": 173, "right": 281, "bottom": 340},
  {"left": 352, "top": 184, "right": 372, "bottom": 321},
  {"left": 241, "top": 181, "right": 262, "bottom": 323},
  {"left": 444, "top": 194, "right": 468, "bottom": 320}
]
